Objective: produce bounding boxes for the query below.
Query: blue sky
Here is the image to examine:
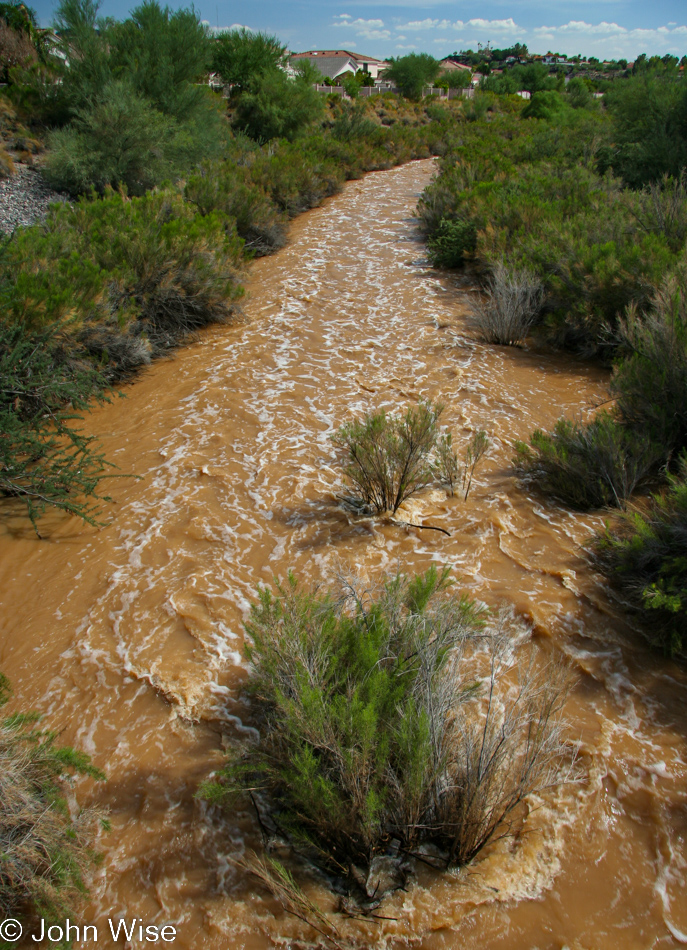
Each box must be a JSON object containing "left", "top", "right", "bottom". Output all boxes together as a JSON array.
[{"left": 33, "top": 0, "right": 687, "bottom": 61}]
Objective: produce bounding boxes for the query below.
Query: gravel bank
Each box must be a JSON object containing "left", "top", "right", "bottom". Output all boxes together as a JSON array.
[{"left": 0, "top": 165, "right": 69, "bottom": 234}]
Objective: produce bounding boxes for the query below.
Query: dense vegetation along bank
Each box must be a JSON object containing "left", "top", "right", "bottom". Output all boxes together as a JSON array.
[
  {"left": 0, "top": 673, "right": 104, "bottom": 933},
  {"left": 0, "top": 140, "right": 682, "bottom": 950},
  {"left": 0, "top": 0, "right": 468, "bottom": 530},
  {"left": 417, "top": 67, "right": 687, "bottom": 652}
]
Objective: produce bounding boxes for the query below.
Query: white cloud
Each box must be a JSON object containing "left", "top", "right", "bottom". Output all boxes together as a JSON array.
[
  {"left": 360, "top": 29, "right": 391, "bottom": 40},
  {"left": 402, "top": 18, "right": 438, "bottom": 30},
  {"left": 556, "top": 20, "right": 627, "bottom": 35},
  {"left": 528, "top": 21, "right": 687, "bottom": 58},
  {"left": 323, "top": 13, "right": 687, "bottom": 61},
  {"left": 397, "top": 18, "right": 463, "bottom": 31},
  {"left": 332, "top": 17, "right": 384, "bottom": 29},
  {"left": 466, "top": 17, "right": 519, "bottom": 33},
  {"left": 203, "top": 21, "right": 253, "bottom": 33}
]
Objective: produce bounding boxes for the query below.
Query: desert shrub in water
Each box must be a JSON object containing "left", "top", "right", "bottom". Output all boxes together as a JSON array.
[
  {"left": 201, "top": 568, "right": 571, "bottom": 905},
  {"left": 433, "top": 431, "right": 461, "bottom": 496},
  {"left": 0, "top": 325, "right": 112, "bottom": 529},
  {"left": 462, "top": 429, "right": 489, "bottom": 501},
  {"left": 471, "top": 262, "right": 543, "bottom": 346},
  {"left": 593, "top": 456, "right": 687, "bottom": 655},
  {"left": 0, "top": 672, "right": 104, "bottom": 925},
  {"left": 332, "top": 401, "right": 443, "bottom": 514},
  {"left": 514, "top": 413, "right": 659, "bottom": 510},
  {"left": 427, "top": 217, "right": 477, "bottom": 268},
  {"left": 612, "top": 272, "right": 687, "bottom": 462}
]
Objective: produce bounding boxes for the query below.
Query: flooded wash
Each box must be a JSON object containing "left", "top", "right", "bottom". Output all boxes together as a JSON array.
[{"left": 1, "top": 160, "right": 686, "bottom": 949}]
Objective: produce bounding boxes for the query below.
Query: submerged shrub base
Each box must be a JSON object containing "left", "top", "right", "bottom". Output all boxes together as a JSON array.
[{"left": 202, "top": 567, "right": 573, "bottom": 909}]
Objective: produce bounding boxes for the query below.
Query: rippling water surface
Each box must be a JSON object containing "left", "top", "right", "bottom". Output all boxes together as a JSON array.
[{"left": 1, "top": 160, "right": 686, "bottom": 949}]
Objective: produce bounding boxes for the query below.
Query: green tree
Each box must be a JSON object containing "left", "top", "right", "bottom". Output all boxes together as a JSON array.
[
  {"left": 44, "top": 80, "right": 183, "bottom": 195},
  {"left": 384, "top": 52, "right": 440, "bottom": 99},
  {"left": 605, "top": 69, "right": 687, "bottom": 187},
  {"left": 567, "top": 76, "right": 592, "bottom": 109},
  {"left": 342, "top": 70, "right": 365, "bottom": 98},
  {"left": 109, "top": 0, "right": 214, "bottom": 121},
  {"left": 232, "top": 69, "right": 324, "bottom": 141},
  {"left": 42, "top": 0, "right": 224, "bottom": 193},
  {"left": 211, "top": 27, "right": 286, "bottom": 90},
  {"left": 522, "top": 90, "right": 569, "bottom": 122},
  {"left": 292, "top": 58, "right": 321, "bottom": 86}
]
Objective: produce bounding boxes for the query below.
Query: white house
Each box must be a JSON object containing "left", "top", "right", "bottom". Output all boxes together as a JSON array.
[{"left": 289, "top": 50, "right": 389, "bottom": 83}]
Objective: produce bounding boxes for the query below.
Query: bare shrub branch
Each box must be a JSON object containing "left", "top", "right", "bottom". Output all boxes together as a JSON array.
[{"left": 471, "top": 262, "right": 544, "bottom": 346}]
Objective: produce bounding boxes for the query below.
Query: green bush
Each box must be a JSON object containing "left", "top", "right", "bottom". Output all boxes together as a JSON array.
[
  {"left": 332, "top": 401, "right": 443, "bottom": 514},
  {"left": 31, "top": 0, "right": 224, "bottom": 192},
  {"left": 566, "top": 77, "right": 593, "bottom": 110},
  {"left": 211, "top": 28, "right": 287, "bottom": 91},
  {"left": 201, "top": 568, "right": 571, "bottom": 903},
  {"left": 470, "top": 262, "right": 543, "bottom": 345},
  {"left": 427, "top": 217, "right": 477, "bottom": 268},
  {"left": 0, "top": 672, "right": 104, "bottom": 925},
  {"left": 44, "top": 81, "right": 184, "bottom": 196},
  {"left": 384, "top": 53, "right": 441, "bottom": 100},
  {"left": 185, "top": 161, "right": 287, "bottom": 256},
  {"left": 514, "top": 412, "right": 659, "bottom": 510},
  {"left": 232, "top": 70, "right": 324, "bottom": 142},
  {"left": 612, "top": 272, "right": 687, "bottom": 460},
  {"left": 1, "top": 190, "right": 244, "bottom": 356},
  {"left": 594, "top": 456, "right": 687, "bottom": 655},
  {"left": 604, "top": 66, "right": 687, "bottom": 187},
  {"left": 0, "top": 325, "right": 113, "bottom": 529},
  {"left": 418, "top": 123, "right": 680, "bottom": 355},
  {"left": 522, "top": 90, "right": 569, "bottom": 122}
]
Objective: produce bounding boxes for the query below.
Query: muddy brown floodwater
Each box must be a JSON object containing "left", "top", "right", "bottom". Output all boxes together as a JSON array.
[{"left": 1, "top": 159, "right": 686, "bottom": 950}]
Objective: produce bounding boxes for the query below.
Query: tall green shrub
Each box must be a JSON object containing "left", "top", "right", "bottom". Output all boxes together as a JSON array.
[
  {"left": 201, "top": 568, "right": 571, "bottom": 902},
  {"left": 332, "top": 401, "right": 443, "bottom": 514},
  {"left": 0, "top": 325, "right": 112, "bottom": 529},
  {"left": 612, "top": 272, "right": 687, "bottom": 459},
  {"left": 594, "top": 457, "right": 687, "bottom": 655},
  {"left": 44, "top": 81, "right": 183, "bottom": 195},
  {"left": 41, "top": 0, "right": 224, "bottom": 193},
  {"left": 232, "top": 70, "right": 324, "bottom": 142},
  {"left": 514, "top": 413, "right": 659, "bottom": 510},
  {"left": 604, "top": 67, "right": 687, "bottom": 187},
  {"left": 211, "top": 28, "right": 286, "bottom": 91},
  {"left": 384, "top": 53, "right": 440, "bottom": 100}
]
